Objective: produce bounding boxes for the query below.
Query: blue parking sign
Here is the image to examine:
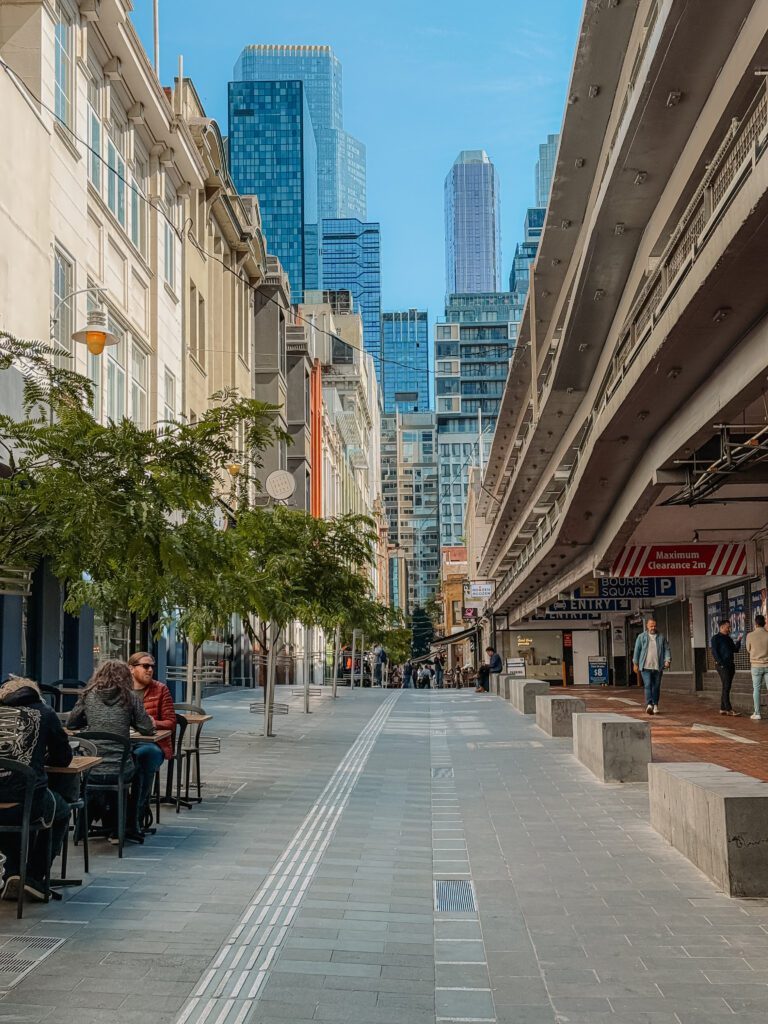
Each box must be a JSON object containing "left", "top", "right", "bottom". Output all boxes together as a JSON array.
[{"left": 588, "top": 656, "right": 609, "bottom": 686}]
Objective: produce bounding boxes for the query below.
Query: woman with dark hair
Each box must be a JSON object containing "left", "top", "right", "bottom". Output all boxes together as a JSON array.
[{"left": 68, "top": 660, "right": 154, "bottom": 842}]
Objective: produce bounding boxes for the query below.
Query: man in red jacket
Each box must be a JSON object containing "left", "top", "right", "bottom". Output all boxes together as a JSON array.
[{"left": 129, "top": 652, "right": 176, "bottom": 830}]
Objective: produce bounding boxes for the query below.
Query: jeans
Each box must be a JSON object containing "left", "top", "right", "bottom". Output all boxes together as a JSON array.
[
  {"left": 641, "top": 669, "right": 663, "bottom": 706},
  {"left": 0, "top": 788, "right": 69, "bottom": 880},
  {"left": 478, "top": 667, "right": 490, "bottom": 692},
  {"left": 716, "top": 663, "right": 735, "bottom": 711},
  {"left": 132, "top": 744, "right": 165, "bottom": 827},
  {"left": 751, "top": 665, "right": 768, "bottom": 714},
  {"left": 435, "top": 670, "right": 444, "bottom": 689}
]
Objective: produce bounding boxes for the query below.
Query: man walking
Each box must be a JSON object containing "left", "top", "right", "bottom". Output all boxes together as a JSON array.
[
  {"left": 633, "top": 619, "right": 671, "bottom": 714},
  {"left": 746, "top": 613, "right": 768, "bottom": 720},
  {"left": 711, "top": 619, "right": 741, "bottom": 715}
]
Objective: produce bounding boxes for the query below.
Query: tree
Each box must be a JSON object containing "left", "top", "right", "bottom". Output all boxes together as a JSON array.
[{"left": 411, "top": 606, "right": 435, "bottom": 658}]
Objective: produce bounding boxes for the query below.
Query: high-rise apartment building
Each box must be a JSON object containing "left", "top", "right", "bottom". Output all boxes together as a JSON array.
[
  {"left": 435, "top": 293, "right": 514, "bottom": 545},
  {"left": 535, "top": 133, "right": 559, "bottom": 207},
  {"left": 228, "top": 80, "right": 321, "bottom": 302},
  {"left": 381, "top": 310, "right": 429, "bottom": 414},
  {"left": 322, "top": 219, "right": 382, "bottom": 379},
  {"left": 444, "top": 150, "right": 502, "bottom": 295},
  {"left": 234, "top": 45, "right": 366, "bottom": 221},
  {"left": 395, "top": 412, "right": 440, "bottom": 611}
]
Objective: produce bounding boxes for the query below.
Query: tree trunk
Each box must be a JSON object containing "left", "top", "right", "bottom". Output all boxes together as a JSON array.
[
  {"left": 264, "top": 621, "right": 280, "bottom": 737},
  {"left": 332, "top": 623, "right": 340, "bottom": 699}
]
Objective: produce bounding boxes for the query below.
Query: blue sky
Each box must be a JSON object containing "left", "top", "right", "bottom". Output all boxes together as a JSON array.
[{"left": 132, "top": 0, "right": 581, "bottom": 324}]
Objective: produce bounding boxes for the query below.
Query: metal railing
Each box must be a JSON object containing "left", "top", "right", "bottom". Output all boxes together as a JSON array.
[{"left": 492, "top": 81, "right": 768, "bottom": 603}]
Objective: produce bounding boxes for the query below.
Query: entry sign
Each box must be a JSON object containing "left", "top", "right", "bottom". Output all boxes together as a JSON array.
[
  {"left": 550, "top": 599, "right": 632, "bottom": 613},
  {"left": 588, "top": 656, "right": 609, "bottom": 686},
  {"left": 596, "top": 577, "right": 677, "bottom": 598}
]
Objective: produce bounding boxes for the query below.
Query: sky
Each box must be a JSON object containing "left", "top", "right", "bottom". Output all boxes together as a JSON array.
[{"left": 131, "top": 0, "right": 581, "bottom": 326}]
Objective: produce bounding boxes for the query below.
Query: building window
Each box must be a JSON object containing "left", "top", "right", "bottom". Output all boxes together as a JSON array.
[
  {"left": 87, "top": 69, "right": 102, "bottom": 189},
  {"left": 163, "top": 369, "right": 176, "bottom": 424},
  {"left": 106, "top": 317, "right": 126, "bottom": 421},
  {"left": 164, "top": 184, "right": 177, "bottom": 289},
  {"left": 107, "top": 117, "right": 126, "bottom": 228},
  {"left": 54, "top": 2, "right": 74, "bottom": 129},
  {"left": 452, "top": 600, "right": 463, "bottom": 626},
  {"left": 130, "top": 343, "right": 148, "bottom": 428},
  {"left": 52, "top": 248, "right": 74, "bottom": 368}
]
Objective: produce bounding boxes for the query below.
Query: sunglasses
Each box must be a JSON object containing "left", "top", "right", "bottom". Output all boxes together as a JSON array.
[{"left": 137, "top": 663, "right": 155, "bottom": 670}]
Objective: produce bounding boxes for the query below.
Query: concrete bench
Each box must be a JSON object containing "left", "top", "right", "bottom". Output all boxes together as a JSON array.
[
  {"left": 572, "top": 713, "right": 651, "bottom": 782},
  {"left": 536, "top": 694, "right": 586, "bottom": 737},
  {"left": 509, "top": 678, "right": 551, "bottom": 714},
  {"left": 499, "top": 675, "right": 513, "bottom": 701},
  {"left": 649, "top": 762, "right": 768, "bottom": 898}
]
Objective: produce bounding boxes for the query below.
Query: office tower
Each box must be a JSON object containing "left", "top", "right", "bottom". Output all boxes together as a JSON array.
[
  {"left": 322, "top": 219, "right": 382, "bottom": 380},
  {"left": 234, "top": 45, "right": 366, "bottom": 220},
  {"left": 381, "top": 309, "right": 429, "bottom": 414},
  {"left": 228, "top": 80, "right": 320, "bottom": 302},
  {"left": 395, "top": 411, "right": 440, "bottom": 611},
  {"left": 435, "top": 292, "right": 514, "bottom": 545},
  {"left": 535, "top": 133, "right": 559, "bottom": 207},
  {"left": 444, "top": 150, "right": 502, "bottom": 295},
  {"left": 508, "top": 134, "right": 560, "bottom": 341}
]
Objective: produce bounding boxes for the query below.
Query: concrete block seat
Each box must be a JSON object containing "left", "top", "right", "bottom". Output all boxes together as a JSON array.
[
  {"left": 536, "top": 694, "right": 586, "bottom": 737},
  {"left": 649, "top": 762, "right": 768, "bottom": 898},
  {"left": 509, "top": 678, "right": 551, "bottom": 714},
  {"left": 572, "top": 713, "right": 651, "bottom": 782}
]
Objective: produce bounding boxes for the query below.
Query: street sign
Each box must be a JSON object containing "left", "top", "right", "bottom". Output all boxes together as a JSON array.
[
  {"left": 507, "top": 657, "right": 526, "bottom": 677},
  {"left": 465, "top": 580, "right": 495, "bottom": 600},
  {"left": 611, "top": 544, "right": 747, "bottom": 577},
  {"left": 531, "top": 611, "right": 602, "bottom": 621},
  {"left": 588, "top": 577, "right": 677, "bottom": 599},
  {"left": 550, "top": 598, "right": 632, "bottom": 613},
  {"left": 588, "top": 656, "right": 609, "bottom": 686}
]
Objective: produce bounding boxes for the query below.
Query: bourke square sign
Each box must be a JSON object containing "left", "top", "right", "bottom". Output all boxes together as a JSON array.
[{"left": 610, "top": 544, "right": 748, "bottom": 578}]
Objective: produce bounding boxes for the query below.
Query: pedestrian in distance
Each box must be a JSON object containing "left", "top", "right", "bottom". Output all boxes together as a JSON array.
[
  {"left": 632, "top": 619, "right": 671, "bottom": 715},
  {"left": 402, "top": 661, "right": 413, "bottom": 689},
  {"left": 710, "top": 619, "right": 741, "bottom": 716},
  {"left": 434, "top": 653, "right": 445, "bottom": 689},
  {"left": 746, "top": 613, "right": 768, "bottom": 720}
]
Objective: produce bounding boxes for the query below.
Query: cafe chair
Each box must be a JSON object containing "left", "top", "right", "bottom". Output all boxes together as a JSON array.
[
  {"left": 38, "top": 684, "right": 64, "bottom": 712},
  {"left": 76, "top": 732, "right": 134, "bottom": 858},
  {"left": 174, "top": 704, "right": 206, "bottom": 805},
  {"left": 0, "top": 758, "right": 53, "bottom": 919}
]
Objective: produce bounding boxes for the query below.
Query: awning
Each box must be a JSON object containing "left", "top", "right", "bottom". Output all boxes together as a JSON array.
[{"left": 430, "top": 625, "right": 479, "bottom": 650}]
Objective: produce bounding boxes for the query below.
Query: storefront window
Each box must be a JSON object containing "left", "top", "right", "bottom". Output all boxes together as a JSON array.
[{"left": 92, "top": 609, "right": 134, "bottom": 666}]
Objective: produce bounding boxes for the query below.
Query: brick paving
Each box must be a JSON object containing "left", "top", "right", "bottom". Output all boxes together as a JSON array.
[{"left": 0, "top": 686, "right": 767, "bottom": 1023}]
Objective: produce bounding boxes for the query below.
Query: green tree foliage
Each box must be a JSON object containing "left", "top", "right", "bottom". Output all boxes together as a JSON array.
[{"left": 410, "top": 605, "right": 435, "bottom": 657}]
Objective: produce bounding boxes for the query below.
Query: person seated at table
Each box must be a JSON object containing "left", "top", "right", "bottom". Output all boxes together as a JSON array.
[
  {"left": 68, "top": 660, "right": 154, "bottom": 843},
  {"left": 128, "top": 652, "right": 176, "bottom": 828},
  {"left": 0, "top": 676, "right": 72, "bottom": 900}
]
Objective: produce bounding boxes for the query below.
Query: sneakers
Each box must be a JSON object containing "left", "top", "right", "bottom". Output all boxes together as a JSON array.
[
  {"left": 653, "top": 706, "right": 660, "bottom": 714},
  {"left": 646, "top": 704, "right": 654, "bottom": 715},
  {"left": 751, "top": 713, "right": 762, "bottom": 721},
  {"left": 23, "top": 878, "right": 48, "bottom": 902}
]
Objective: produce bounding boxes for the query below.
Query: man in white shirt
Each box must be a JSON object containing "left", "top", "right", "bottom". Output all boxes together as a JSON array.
[{"left": 632, "top": 619, "right": 671, "bottom": 714}]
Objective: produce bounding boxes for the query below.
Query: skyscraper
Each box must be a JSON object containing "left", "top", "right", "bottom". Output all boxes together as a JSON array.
[
  {"left": 234, "top": 45, "right": 366, "bottom": 221},
  {"left": 435, "top": 293, "right": 514, "bottom": 545},
  {"left": 444, "top": 150, "right": 502, "bottom": 295},
  {"left": 381, "top": 310, "right": 429, "bottom": 414},
  {"left": 228, "top": 80, "right": 321, "bottom": 302},
  {"left": 535, "top": 133, "right": 559, "bottom": 207},
  {"left": 322, "top": 219, "right": 382, "bottom": 380}
]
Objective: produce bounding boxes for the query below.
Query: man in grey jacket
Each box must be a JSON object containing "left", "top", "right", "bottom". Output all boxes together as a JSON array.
[{"left": 632, "top": 619, "right": 671, "bottom": 715}]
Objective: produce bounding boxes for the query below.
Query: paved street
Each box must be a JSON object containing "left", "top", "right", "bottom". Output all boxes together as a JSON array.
[{"left": 1, "top": 688, "right": 768, "bottom": 1024}]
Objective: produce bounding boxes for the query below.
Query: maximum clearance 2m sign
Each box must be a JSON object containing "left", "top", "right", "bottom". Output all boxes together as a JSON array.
[{"left": 610, "top": 544, "right": 748, "bottom": 577}]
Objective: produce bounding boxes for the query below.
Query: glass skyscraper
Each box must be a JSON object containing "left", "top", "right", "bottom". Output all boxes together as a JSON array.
[
  {"left": 322, "top": 219, "right": 382, "bottom": 380},
  {"left": 435, "top": 293, "right": 514, "bottom": 545},
  {"left": 228, "top": 79, "right": 320, "bottom": 302},
  {"left": 535, "top": 133, "right": 559, "bottom": 207},
  {"left": 444, "top": 150, "right": 502, "bottom": 295},
  {"left": 234, "top": 45, "right": 366, "bottom": 221},
  {"left": 381, "top": 310, "right": 429, "bottom": 414}
]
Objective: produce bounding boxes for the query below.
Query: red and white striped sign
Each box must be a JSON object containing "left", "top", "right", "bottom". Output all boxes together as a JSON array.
[{"left": 611, "top": 544, "right": 748, "bottom": 578}]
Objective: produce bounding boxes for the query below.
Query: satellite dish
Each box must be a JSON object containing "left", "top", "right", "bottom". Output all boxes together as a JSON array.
[{"left": 265, "top": 470, "right": 296, "bottom": 502}]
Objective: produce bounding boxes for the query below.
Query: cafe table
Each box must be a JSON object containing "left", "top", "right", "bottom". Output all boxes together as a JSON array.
[{"left": 47, "top": 754, "right": 103, "bottom": 893}]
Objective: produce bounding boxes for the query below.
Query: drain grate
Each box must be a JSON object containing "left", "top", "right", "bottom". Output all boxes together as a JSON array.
[
  {"left": 431, "top": 767, "right": 454, "bottom": 779},
  {"left": 434, "top": 879, "right": 477, "bottom": 913},
  {"left": 0, "top": 934, "right": 64, "bottom": 989}
]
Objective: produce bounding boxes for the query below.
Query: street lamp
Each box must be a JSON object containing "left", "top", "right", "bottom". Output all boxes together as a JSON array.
[{"left": 51, "top": 286, "right": 119, "bottom": 357}]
